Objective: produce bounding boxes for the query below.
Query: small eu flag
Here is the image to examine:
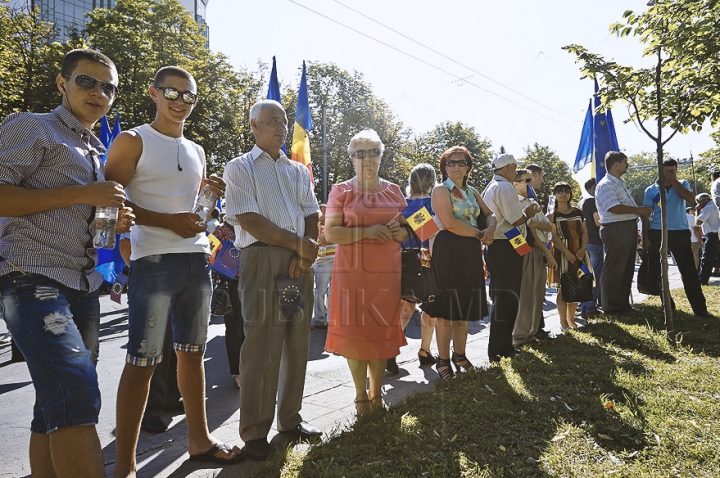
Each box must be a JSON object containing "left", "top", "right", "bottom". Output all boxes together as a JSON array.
[
  {"left": 275, "top": 273, "right": 304, "bottom": 317},
  {"left": 504, "top": 227, "right": 533, "bottom": 256}
]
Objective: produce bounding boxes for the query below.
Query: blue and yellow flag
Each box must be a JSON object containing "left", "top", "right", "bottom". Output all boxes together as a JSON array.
[
  {"left": 291, "top": 61, "right": 313, "bottom": 180},
  {"left": 504, "top": 227, "right": 533, "bottom": 256},
  {"left": 652, "top": 192, "right": 662, "bottom": 210},
  {"left": 577, "top": 263, "right": 591, "bottom": 278}
]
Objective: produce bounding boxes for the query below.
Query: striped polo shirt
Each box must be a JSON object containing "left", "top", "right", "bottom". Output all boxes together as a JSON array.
[
  {"left": 0, "top": 106, "right": 105, "bottom": 291},
  {"left": 223, "top": 145, "right": 320, "bottom": 248}
]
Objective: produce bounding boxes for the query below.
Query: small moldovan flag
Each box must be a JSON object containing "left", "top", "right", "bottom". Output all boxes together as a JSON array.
[
  {"left": 577, "top": 263, "right": 591, "bottom": 278},
  {"left": 402, "top": 199, "right": 440, "bottom": 242},
  {"left": 504, "top": 227, "right": 532, "bottom": 256},
  {"left": 207, "top": 233, "right": 222, "bottom": 254}
]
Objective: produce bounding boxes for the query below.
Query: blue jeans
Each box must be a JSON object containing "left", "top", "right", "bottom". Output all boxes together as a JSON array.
[
  {"left": 581, "top": 243, "right": 604, "bottom": 314},
  {"left": 126, "top": 253, "right": 212, "bottom": 366},
  {"left": 312, "top": 261, "right": 333, "bottom": 323},
  {"left": 0, "top": 272, "right": 101, "bottom": 434},
  {"left": 699, "top": 232, "right": 720, "bottom": 285}
]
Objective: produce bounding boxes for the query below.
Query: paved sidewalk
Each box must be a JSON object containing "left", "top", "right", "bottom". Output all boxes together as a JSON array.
[{"left": 0, "top": 263, "right": 699, "bottom": 477}]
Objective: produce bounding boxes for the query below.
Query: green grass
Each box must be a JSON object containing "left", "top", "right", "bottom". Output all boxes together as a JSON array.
[{"left": 258, "top": 286, "right": 720, "bottom": 477}]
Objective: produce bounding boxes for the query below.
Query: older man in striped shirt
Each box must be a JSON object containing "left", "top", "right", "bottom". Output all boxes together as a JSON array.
[{"left": 224, "top": 99, "right": 321, "bottom": 461}]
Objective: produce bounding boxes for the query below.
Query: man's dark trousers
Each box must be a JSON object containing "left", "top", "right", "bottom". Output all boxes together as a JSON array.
[
  {"left": 486, "top": 239, "right": 523, "bottom": 360},
  {"left": 648, "top": 229, "right": 707, "bottom": 315},
  {"left": 698, "top": 232, "right": 720, "bottom": 285}
]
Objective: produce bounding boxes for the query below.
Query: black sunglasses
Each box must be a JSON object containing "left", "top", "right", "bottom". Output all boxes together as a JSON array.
[
  {"left": 63, "top": 74, "right": 118, "bottom": 98},
  {"left": 352, "top": 148, "right": 382, "bottom": 159},
  {"left": 446, "top": 159, "right": 469, "bottom": 168},
  {"left": 554, "top": 188, "right": 572, "bottom": 194},
  {"left": 515, "top": 178, "right": 533, "bottom": 183},
  {"left": 155, "top": 86, "right": 198, "bottom": 105}
]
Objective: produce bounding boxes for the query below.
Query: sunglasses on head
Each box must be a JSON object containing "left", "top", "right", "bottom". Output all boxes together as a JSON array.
[
  {"left": 446, "top": 159, "right": 469, "bottom": 168},
  {"left": 155, "top": 86, "right": 198, "bottom": 105},
  {"left": 352, "top": 148, "right": 381, "bottom": 159},
  {"left": 63, "top": 74, "right": 118, "bottom": 98}
]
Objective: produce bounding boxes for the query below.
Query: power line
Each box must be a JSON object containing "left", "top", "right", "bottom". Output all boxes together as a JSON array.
[
  {"left": 287, "top": 0, "right": 578, "bottom": 130},
  {"left": 334, "top": 0, "right": 579, "bottom": 124}
]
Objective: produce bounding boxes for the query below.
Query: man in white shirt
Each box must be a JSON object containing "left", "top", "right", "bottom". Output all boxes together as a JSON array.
[
  {"left": 224, "top": 99, "right": 321, "bottom": 461},
  {"left": 696, "top": 193, "right": 720, "bottom": 285},
  {"left": 482, "top": 154, "right": 540, "bottom": 362},
  {"left": 595, "top": 152, "right": 652, "bottom": 315}
]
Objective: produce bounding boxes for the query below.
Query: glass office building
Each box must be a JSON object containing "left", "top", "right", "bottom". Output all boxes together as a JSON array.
[{"left": 10, "top": 0, "right": 209, "bottom": 45}]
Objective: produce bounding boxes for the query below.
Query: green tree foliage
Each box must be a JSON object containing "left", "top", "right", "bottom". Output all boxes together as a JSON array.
[
  {"left": 305, "top": 62, "right": 412, "bottom": 200},
  {"left": 0, "top": 0, "right": 69, "bottom": 117},
  {"left": 698, "top": 130, "right": 720, "bottom": 175},
  {"left": 85, "top": 0, "right": 263, "bottom": 175},
  {"left": 519, "top": 143, "right": 578, "bottom": 207},
  {"left": 407, "top": 121, "right": 494, "bottom": 192}
]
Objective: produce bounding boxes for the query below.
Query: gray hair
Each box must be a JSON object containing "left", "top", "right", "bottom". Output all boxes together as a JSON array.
[
  {"left": 249, "top": 99, "right": 284, "bottom": 123},
  {"left": 348, "top": 129, "right": 384, "bottom": 156},
  {"left": 407, "top": 163, "right": 437, "bottom": 197},
  {"left": 696, "top": 193, "right": 711, "bottom": 205}
]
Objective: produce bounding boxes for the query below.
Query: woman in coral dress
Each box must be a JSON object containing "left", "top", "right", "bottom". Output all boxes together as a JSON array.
[{"left": 324, "top": 129, "right": 409, "bottom": 416}]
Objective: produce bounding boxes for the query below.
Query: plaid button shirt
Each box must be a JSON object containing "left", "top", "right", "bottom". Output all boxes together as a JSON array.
[{"left": 0, "top": 106, "right": 106, "bottom": 291}]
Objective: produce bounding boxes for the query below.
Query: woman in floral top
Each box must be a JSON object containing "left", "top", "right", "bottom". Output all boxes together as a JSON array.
[{"left": 421, "top": 146, "right": 496, "bottom": 381}]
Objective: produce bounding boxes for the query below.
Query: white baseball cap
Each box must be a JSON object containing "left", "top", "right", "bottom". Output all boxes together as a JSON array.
[{"left": 491, "top": 154, "right": 520, "bottom": 170}]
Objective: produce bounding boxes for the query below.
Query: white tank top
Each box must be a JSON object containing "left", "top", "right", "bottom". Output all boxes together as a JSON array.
[{"left": 126, "top": 124, "right": 210, "bottom": 260}]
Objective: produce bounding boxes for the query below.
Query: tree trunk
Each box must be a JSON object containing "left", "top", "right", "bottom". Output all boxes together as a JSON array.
[{"left": 655, "top": 48, "right": 675, "bottom": 345}]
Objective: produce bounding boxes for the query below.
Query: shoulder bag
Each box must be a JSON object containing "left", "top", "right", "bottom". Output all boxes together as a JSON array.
[{"left": 401, "top": 225, "right": 441, "bottom": 303}]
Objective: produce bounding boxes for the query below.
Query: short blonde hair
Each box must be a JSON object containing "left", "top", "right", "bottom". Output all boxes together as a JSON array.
[{"left": 348, "top": 129, "right": 385, "bottom": 156}]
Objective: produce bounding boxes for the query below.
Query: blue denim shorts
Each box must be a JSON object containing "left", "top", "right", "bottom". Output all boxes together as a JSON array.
[
  {"left": 126, "top": 253, "right": 212, "bottom": 366},
  {"left": 0, "top": 272, "right": 101, "bottom": 434}
]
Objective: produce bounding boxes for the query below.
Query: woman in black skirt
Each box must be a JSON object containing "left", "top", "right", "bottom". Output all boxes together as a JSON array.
[{"left": 422, "top": 146, "right": 496, "bottom": 381}]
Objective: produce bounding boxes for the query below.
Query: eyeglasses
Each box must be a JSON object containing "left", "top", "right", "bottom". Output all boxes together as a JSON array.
[
  {"left": 352, "top": 148, "right": 382, "bottom": 159},
  {"left": 155, "top": 86, "right": 198, "bottom": 105},
  {"left": 259, "top": 117, "right": 288, "bottom": 129},
  {"left": 63, "top": 74, "right": 117, "bottom": 98},
  {"left": 515, "top": 178, "right": 532, "bottom": 183},
  {"left": 446, "top": 160, "right": 469, "bottom": 168}
]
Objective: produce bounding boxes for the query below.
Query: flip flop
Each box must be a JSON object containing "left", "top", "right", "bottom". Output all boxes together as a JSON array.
[{"left": 189, "top": 442, "right": 244, "bottom": 464}]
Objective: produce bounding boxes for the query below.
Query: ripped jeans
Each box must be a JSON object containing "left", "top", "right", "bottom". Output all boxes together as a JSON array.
[{"left": 0, "top": 272, "right": 101, "bottom": 434}]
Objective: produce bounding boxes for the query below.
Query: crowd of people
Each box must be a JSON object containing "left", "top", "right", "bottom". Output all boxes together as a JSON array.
[{"left": 1, "top": 49, "right": 719, "bottom": 477}]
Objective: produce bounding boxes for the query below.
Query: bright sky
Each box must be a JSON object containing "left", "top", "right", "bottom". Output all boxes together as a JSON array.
[{"left": 206, "top": 0, "right": 715, "bottom": 167}]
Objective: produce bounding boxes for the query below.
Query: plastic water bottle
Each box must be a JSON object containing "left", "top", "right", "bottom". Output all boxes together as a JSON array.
[
  {"left": 93, "top": 206, "right": 118, "bottom": 249},
  {"left": 547, "top": 195, "right": 556, "bottom": 215},
  {"left": 193, "top": 184, "right": 219, "bottom": 227}
]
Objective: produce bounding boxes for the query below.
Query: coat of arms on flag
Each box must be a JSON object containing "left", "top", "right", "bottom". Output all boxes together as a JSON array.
[
  {"left": 504, "top": 227, "right": 532, "bottom": 256},
  {"left": 402, "top": 199, "right": 440, "bottom": 242}
]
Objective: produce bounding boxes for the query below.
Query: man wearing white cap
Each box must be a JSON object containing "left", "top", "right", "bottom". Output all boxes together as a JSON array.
[{"left": 482, "top": 154, "right": 541, "bottom": 362}]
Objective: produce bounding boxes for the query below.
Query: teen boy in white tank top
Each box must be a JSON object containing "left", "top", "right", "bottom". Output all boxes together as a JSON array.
[{"left": 105, "top": 66, "right": 241, "bottom": 477}]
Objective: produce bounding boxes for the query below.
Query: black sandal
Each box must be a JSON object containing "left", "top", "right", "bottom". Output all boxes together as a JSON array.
[
  {"left": 436, "top": 358, "right": 455, "bottom": 381},
  {"left": 452, "top": 352, "right": 476, "bottom": 373},
  {"left": 418, "top": 348, "right": 437, "bottom": 366}
]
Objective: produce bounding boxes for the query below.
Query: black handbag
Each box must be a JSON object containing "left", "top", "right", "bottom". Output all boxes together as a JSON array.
[
  {"left": 559, "top": 262, "right": 594, "bottom": 303},
  {"left": 401, "top": 225, "right": 441, "bottom": 303},
  {"left": 637, "top": 249, "right": 661, "bottom": 295}
]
